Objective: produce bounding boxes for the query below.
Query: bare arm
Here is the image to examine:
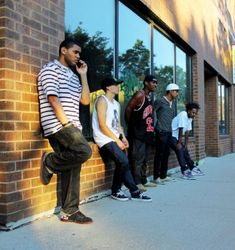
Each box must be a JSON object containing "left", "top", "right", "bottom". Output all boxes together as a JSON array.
[
  {"left": 125, "top": 91, "right": 144, "bottom": 125},
  {"left": 96, "top": 97, "right": 125, "bottom": 150},
  {"left": 76, "top": 60, "right": 90, "bottom": 105},
  {"left": 47, "top": 95, "right": 69, "bottom": 125}
]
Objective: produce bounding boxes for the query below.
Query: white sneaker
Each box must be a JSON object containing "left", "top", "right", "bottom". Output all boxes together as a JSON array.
[
  {"left": 191, "top": 167, "right": 204, "bottom": 176},
  {"left": 151, "top": 178, "right": 165, "bottom": 185},
  {"left": 144, "top": 181, "right": 157, "bottom": 187},
  {"left": 161, "top": 176, "right": 173, "bottom": 182},
  {"left": 137, "top": 184, "right": 147, "bottom": 192}
]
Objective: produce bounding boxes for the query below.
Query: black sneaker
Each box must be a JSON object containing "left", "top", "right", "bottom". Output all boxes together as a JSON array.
[
  {"left": 111, "top": 190, "right": 129, "bottom": 201},
  {"left": 60, "top": 210, "right": 93, "bottom": 224},
  {"left": 40, "top": 152, "right": 53, "bottom": 185},
  {"left": 131, "top": 193, "right": 152, "bottom": 202}
]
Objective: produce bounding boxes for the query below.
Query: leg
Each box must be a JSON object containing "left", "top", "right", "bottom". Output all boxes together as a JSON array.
[
  {"left": 100, "top": 142, "right": 138, "bottom": 194},
  {"left": 170, "top": 137, "right": 188, "bottom": 173},
  {"left": 131, "top": 138, "right": 147, "bottom": 185},
  {"left": 154, "top": 132, "right": 171, "bottom": 179},
  {"left": 46, "top": 125, "right": 92, "bottom": 214}
]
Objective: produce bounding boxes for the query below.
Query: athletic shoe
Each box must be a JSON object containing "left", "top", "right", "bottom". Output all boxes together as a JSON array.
[
  {"left": 137, "top": 184, "right": 147, "bottom": 192},
  {"left": 111, "top": 190, "right": 129, "bottom": 201},
  {"left": 182, "top": 170, "right": 196, "bottom": 180},
  {"left": 151, "top": 178, "right": 165, "bottom": 185},
  {"left": 191, "top": 167, "right": 204, "bottom": 176},
  {"left": 131, "top": 193, "right": 152, "bottom": 202},
  {"left": 60, "top": 210, "right": 93, "bottom": 224},
  {"left": 143, "top": 182, "right": 157, "bottom": 187},
  {"left": 161, "top": 176, "right": 173, "bottom": 182},
  {"left": 40, "top": 152, "right": 53, "bottom": 185}
]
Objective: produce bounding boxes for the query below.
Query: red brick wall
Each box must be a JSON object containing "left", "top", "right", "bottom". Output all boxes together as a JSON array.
[{"left": 0, "top": 0, "right": 66, "bottom": 225}]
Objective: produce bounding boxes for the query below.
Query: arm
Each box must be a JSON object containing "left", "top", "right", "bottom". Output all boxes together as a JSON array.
[
  {"left": 176, "top": 127, "right": 184, "bottom": 150},
  {"left": 125, "top": 91, "right": 144, "bottom": 125},
  {"left": 96, "top": 97, "right": 125, "bottom": 150},
  {"left": 76, "top": 60, "right": 90, "bottom": 105},
  {"left": 47, "top": 95, "right": 70, "bottom": 126}
]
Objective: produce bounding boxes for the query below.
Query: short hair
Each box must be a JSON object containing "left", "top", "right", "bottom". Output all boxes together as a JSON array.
[
  {"left": 59, "top": 38, "right": 81, "bottom": 55},
  {"left": 186, "top": 102, "right": 200, "bottom": 111}
]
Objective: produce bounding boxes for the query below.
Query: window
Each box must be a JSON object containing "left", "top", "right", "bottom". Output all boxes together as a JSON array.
[
  {"left": 65, "top": 0, "right": 115, "bottom": 137},
  {"left": 176, "top": 46, "right": 192, "bottom": 112},
  {"left": 218, "top": 81, "right": 229, "bottom": 135},
  {"left": 153, "top": 29, "right": 192, "bottom": 114},
  {"left": 153, "top": 29, "right": 174, "bottom": 100},
  {"left": 118, "top": 2, "right": 151, "bottom": 130},
  {"left": 64, "top": 0, "right": 193, "bottom": 137}
]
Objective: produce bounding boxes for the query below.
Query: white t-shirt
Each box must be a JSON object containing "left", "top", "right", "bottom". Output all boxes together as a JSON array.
[
  {"left": 172, "top": 111, "right": 192, "bottom": 139},
  {"left": 92, "top": 95, "right": 120, "bottom": 148}
]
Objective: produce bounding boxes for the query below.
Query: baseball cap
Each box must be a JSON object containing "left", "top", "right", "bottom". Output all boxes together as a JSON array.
[
  {"left": 143, "top": 75, "right": 157, "bottom": 82},
  {"left": 101, "top": 77, "right": 123, "bottom": 91},
  {"left": 166, "top": 83, "right": 179, "bottom": 91}
]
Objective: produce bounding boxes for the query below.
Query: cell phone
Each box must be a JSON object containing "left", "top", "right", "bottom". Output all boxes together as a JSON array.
[{"left": 77, "top": 60, "right": 83, "bottom": 68}]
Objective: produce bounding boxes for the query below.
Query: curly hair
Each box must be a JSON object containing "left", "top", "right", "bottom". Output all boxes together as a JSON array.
[{"left": 186, "top": 102, "right": 200, "bottom": 111}]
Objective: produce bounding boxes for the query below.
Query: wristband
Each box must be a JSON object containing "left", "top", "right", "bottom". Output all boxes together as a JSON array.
[{"left": 62, "top": 121, "right": 71, "bottom": 127}]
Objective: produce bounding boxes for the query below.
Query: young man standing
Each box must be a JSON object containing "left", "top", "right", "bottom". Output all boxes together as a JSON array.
[
  {"left": 92, "top": 77, "right": 152, "bottom": 202},
  {"left": 153, "top": 83, "right": 179, "bottom": 184},
  {"left": 171, "top": 102, "right": 204, "bottom": 179},
  {"left": 38, "top": 38, "right": 93, "bottom": 224},
  {"left": 125, "top": 75, "right": 157, "bottom": 192}
]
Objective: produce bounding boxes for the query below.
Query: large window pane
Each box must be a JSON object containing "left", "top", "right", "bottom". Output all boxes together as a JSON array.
[
  {"left": 153, "top": 30, "right": 174, "bottom": 99},
  {"left": 175, "top": 47, "right": 191, "bottom": 113},
  {"left": 65, "top": 0, "right": 115, "bottom": 137},
  {"left": 118, "top": 2, "right": 151, "bottom": 125}
]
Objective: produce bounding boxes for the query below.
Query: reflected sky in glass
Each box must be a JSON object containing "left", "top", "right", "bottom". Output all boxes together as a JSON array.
[
  {"left": 65, "top": 0, "right": 114, "bottom": 46},
  {"left": 119, "top": 2, "right": 150, "bottom": 54}
]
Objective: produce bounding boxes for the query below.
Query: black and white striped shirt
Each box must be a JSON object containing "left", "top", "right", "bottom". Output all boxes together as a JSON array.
[{"left": 37, "top": 59, "right": 82, "bottom": 137}]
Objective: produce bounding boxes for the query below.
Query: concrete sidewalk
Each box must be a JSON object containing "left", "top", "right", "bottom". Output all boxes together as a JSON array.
[{"left": 1, "top": 153, "right": 235, "bottom": 250}]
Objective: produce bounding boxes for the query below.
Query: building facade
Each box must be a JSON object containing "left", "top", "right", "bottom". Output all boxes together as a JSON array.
[{"left": 0, "top": 0, "right": 235, "bottom": 228}]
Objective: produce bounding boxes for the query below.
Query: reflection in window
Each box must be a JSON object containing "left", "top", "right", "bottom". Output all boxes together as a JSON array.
[
  {"left": 218, "top": 82, "right": 229, "bottom": 135},
  {"left": 176, "top": 47, "right": 191, "bottom": 112},
  {"left": 153, "top": 30, "right": 174, "bottom": 100},
  {"left": 65, "top": 0, "right": 115, "bottom": 137},
  {"left": 118, "top": 2, "right": 151, "bottom": 131}
]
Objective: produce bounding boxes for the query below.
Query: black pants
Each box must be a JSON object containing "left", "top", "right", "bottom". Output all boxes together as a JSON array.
[
  {"left": 153, "top": 131, "right": 172, "bottom": 179},
  {"left": 129, "top": 138, "right": 151, "bottom": 185},
  {"left": 46, "top": 124, "right": 92, "bottom": 214},
  {"left": 170, "top": 137, "right": 195, "bottom": 173}
]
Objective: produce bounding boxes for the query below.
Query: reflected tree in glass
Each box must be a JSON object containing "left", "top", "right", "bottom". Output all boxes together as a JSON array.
[
  {"left": 65, "top": 26, "right": 113, "bottom": 137},
  {"left": 119, "top": 39, "right": 150, "bottom": 99}
]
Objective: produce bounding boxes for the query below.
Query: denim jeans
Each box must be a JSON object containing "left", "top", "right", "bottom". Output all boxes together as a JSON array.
[
  {"left": 153, "top": 130, "right": 172, "bottom": 179},
  {"left": 100, "top": 141, "right": 139, "bottom": 195},
  {"left": 45, "top": 124, "right": 92, "bottom": 214},
  {"left": 170, "top": 137, "right": 195, "bottom": 173}
]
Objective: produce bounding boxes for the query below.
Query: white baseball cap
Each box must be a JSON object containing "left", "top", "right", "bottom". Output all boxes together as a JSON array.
[{"left": 166, "top": 83, "right": 179, "bottom": 91}]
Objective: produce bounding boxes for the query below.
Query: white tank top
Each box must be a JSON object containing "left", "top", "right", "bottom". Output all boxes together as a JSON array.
[{"left": 92, "top": 95, "right": 120, "bottom": 148}]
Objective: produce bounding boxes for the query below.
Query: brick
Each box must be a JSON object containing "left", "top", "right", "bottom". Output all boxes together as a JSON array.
[
  {"left": 0, "top": 142, "right": 15, "bottom": 151},
  {"left": 0, "top": 162, "right": 15, "bottom": 172},
  {"left": 0, "top": 183, "right": 16, "bottom": 192},
  {"left": 16, "top": 179, "right": 31, "bottom": 190},
  {"left": 16, "top": 160, "right": 31, "bottom": 171},
  {"left": 0, "top": 151, "right": 21, "bottom": 162},
  {"left": 0, "top": 121, "right": 15, "bottom": 130},
  {"left": 1, "top": 191, "right": 22, "bottom": 203},
  {"left": 23, "top": 169, "right": 39, "bottom": 179}
]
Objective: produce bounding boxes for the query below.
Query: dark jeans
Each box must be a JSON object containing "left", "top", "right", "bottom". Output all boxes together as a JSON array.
[
  {"left": 170, "top": 137, "right": 195, "bottom": 173},
  {"left": 100, "top": 141, "right": 139, "bottom": 195},
  {"left": 153, "top": 131, "right": 172, "bottom": 179},
  {"left": 45, "top": 124, "right": 92, "bottom": 214},
  {"left": 129, "top": 138, "right": 151, "bottom": 185}
]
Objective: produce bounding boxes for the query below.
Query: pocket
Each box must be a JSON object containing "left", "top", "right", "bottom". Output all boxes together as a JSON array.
[{"left": 55, "top": 124, "right": 78, "bottom": 148}]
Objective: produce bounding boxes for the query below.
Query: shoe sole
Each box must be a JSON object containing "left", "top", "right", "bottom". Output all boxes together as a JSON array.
[
  {"left": 60, "top": 218, "right": 93, "bottom": 224},
  {"left": 182, "top": 177, "right": 196, "bottom": 180},
  {"left": 110, "top": 195, "right": 129, "bottom": 201},
  {"left": 131, "top": 198, "right": 152, "bottom": 202}
]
